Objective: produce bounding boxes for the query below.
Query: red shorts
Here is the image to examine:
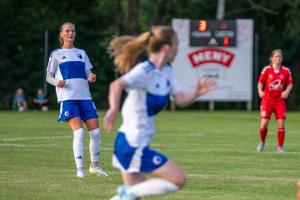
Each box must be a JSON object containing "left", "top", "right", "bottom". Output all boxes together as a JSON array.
[{"left": 260, "top": 99, "right": 286, "bottom": 120}]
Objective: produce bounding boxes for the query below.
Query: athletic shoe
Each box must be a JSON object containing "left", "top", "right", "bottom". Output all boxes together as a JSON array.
[
  {"left": 76, "top": 168, "right": 85, "bottom": 178},
  {"left": 89, "top": 166, "right": 108, "bottom": 176},
  {"left": 256, "top": 141, "right": 265, "bottom": 152},
  {"left": 278, "top": 146, "right": 285, "bottom": 153},
  {"left": 117, "top": 185, "right": 136, "bottom": 200}
]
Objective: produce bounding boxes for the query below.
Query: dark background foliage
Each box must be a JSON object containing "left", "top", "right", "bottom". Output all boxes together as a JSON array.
[{"left": 1, "top": 0, "right": 299, "bottom": 110}]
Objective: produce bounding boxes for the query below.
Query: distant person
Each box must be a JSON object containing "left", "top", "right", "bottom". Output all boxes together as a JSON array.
[
  {"left": 104, "top": 25, "right": 215, "bottom": 200},
  {"left": 46, "top": 22, "right": 107, "bottom": 177},
  {"left": 33, "top": 88, "right": 49, "bottom": 111},
  {"left": 257, "top": 49, "right": 293, "bottom": 153},
  {"left": 12, "top": 88, "right": 27, "bottom": 112}
]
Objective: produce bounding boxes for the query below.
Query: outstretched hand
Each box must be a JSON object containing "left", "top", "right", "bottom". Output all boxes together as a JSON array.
[
  {"left": 103, "top": 108, "right": 117, "bottom": 133},
  {"left": 194, "top": 77, "right": 216, "bottom": 97}
]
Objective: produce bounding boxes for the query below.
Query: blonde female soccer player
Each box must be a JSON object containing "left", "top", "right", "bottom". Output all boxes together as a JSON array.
[
  {"left": 46, "top": 22, "right": 107, "bottom": 177},
  {"left": 104, "top": 26, "right": 215, "bottom": 200}
]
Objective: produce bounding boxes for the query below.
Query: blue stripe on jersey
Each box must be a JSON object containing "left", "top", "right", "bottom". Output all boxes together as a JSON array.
[
  {"left": 59, "top": 61, "right": 87, "bottom": 80},
  {"left": 143, "top": 60, "right": 155, "bottom": 73},
  {"left": 146, "top": 92, "right": 169, "bottom": 116}
]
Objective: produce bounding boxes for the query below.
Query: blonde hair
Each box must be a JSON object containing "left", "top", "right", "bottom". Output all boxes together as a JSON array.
[
  {"left": 58, "top": 22, "right": 75, "bottom": 47},
  {"left": 269, "top": 49, "right": 282, "bottom": 63},
  {"left": 108, "top": 26, "right": 176, "bottom": 74}
]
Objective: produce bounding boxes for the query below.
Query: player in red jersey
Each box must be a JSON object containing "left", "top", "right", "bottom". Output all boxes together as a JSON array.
[{"left": 257, "top": 49, "right": 293, "bottom": 153}]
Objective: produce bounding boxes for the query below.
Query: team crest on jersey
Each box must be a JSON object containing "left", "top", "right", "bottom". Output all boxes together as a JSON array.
[
  {"left": 269, "top": 74, "right": 273, "bottom": 79},
  {"left": 269, "top": 79, "right": 282, "bottom": 90},
  {"left": 279, "top": 74, "right": 284, "bottom": 79},
  {"left": 64, "top": 111, "right": 69, "bottom": 117},
  {"left": 77, "top": 54, "right": 82, "bottom": 59},
  {"left": 152, "top": 155, "right": 162, "bottom": 165}
]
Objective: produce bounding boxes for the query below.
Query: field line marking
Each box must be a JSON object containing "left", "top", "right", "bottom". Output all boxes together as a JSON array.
[{"left": 1, "top": 135, "right": 72, "bottom": 142}]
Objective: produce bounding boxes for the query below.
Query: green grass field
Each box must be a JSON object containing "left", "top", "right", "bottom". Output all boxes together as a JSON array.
[{"left": 0, "top": 110, "right": 299, "bottom": 200}]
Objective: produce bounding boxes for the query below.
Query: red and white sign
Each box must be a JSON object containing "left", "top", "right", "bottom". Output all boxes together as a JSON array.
[
  {"left": 172, "top": 19, "right": 253, "bottom": 101},
  {"left": 188, "top": 48, "right": 235, "bottom": 68}
]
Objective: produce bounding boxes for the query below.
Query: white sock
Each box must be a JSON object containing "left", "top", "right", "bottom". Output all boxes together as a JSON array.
[
  {"left": 73, "top": 128, "right": 84, "bottom": 168},
  {"left": 89, "top": 128, "right": 100, "bottom": 165},
  {"left": 128, "top": 178, "right": 179, "bottom": 197}
]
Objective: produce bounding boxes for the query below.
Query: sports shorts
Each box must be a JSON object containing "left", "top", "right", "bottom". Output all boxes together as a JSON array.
[
  {"left": 112, "top": 132, "right": 168, "bottom": 173},
  {"left": 58, "top": 99, "right": 98, "bottom": 122},
  {"left": 260, "top": 99, "right": 286, "bottom": 120}
]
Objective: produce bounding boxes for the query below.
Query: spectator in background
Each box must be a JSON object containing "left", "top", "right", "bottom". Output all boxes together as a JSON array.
[
  {"left": 12, "top": 88, "right": 27, "bottom": 112},
  {"left": 33, "top": 88, "right": 49, "bottom": 111}
]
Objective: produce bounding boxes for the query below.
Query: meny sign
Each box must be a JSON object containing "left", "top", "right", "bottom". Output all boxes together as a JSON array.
[{"left": 172, "top": 19, "right": 253, "bottom": 101}]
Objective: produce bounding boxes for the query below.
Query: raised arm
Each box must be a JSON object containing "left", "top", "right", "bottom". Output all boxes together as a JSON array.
[{"left": 173, "top": 77, "right": 215, "bottom": 108}]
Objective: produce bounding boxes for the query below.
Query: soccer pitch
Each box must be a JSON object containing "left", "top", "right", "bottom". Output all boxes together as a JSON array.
[{"left": 0, "top": 111, "right": 299, "bottom": 200}]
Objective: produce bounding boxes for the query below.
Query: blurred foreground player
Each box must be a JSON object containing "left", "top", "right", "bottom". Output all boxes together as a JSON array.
[{"left": 104, "top": 25, "right": 215, "bottom": 200}]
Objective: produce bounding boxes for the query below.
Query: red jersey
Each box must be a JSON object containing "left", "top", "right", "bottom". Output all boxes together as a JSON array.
[{"left": 258, "top": 65, "right": 292, "bottom": 101}]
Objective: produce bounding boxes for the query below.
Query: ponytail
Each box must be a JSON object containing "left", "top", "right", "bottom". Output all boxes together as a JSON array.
[
  {"left": 108, "top": 26, "right": 176, "bottom": 74},
  {"left": 108, "top": 32, "right": 151, "bottom": 74}
]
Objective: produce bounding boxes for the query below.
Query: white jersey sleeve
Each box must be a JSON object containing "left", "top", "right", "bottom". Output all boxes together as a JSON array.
[
  {"left": 169, "top": 68, "right": 182, "bottom": 95},
  {"left": 83, "top": 50, "right": 93, "bottom": 77},
  {"left": 122, "top": 64, "right": 148, "bottom": 89},
  {"left": 46, "top": 51, "right": 60, "bottom": 86},
  {"left": 47, "top": 50, "right": 59, "bottom": 73},
  {"left": 83, "top": 50, "right": 93, "bottom": 71}
]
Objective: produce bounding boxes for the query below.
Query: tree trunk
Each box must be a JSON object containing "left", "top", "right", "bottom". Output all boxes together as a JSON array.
[
  {"left": 128, "top": 0, "right": 140, "bottom": 35},
  {"left": 115, "top": 0, "right": 125, "bottom": 35},
  {"left": 152, "top": 0, "right": 162, "bottom": 25}
]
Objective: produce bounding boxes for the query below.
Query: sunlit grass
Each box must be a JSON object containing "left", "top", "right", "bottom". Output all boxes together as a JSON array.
[{"left": 0, "top": 111, "right": 299, "bottom": 200}]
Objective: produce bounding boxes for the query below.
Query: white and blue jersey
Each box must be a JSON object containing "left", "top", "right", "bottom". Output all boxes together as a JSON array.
[
  {"left": 112, "top": 60, "right": 182, "bottom": 173},
  {"left": 47, "top": 48, "right": 93, "bottom": 102},
  {"left": 47, "top": 48, "right": 98, "bottom": 121}
]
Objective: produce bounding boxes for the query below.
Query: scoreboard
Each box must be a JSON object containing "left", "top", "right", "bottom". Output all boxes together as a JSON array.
[
  {"left": 172, "top": 19, "right": 254, "bottom": 101},
  {"left": 189, "top": 19, "right": 236, "bottom": 47}
]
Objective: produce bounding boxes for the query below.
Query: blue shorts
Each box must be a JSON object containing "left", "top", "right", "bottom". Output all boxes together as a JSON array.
[
  {"left": 58, "top": 100, "right": 98, "bottom": 122},
  {"left": 112, "top": 132, "right": 168, "bottom": 173}
]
